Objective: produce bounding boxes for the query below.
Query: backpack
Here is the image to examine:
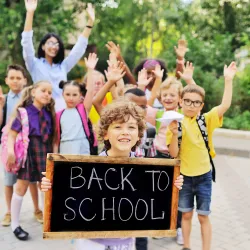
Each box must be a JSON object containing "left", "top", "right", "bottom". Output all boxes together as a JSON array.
[
  {"left": 1, "top": 107, "right": 30, "bottom": 174},
  {"left": 56, "top": 103, "right": 98, "bottom": 155},
  {"left": 0, "top": 94, "right": 8, "bottom": 142},
  {"left": 178, "top": 115, "right": 216, "bottom": 182}
]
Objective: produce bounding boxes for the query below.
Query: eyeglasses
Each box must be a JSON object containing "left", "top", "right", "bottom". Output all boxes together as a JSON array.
[
  {"left": 183, "top": 99, "right": 203, "bottom": 107},
  {"left": 46, "top": 41, "right": 60, "bottom": 48}
]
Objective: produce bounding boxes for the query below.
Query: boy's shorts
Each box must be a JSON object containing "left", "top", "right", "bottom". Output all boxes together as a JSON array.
[
  {"left": 4, "top": 168, "right": 17, "bottom": 186},
  {"left": 178, "top": 170, "right": 212, "bottom": 216}
]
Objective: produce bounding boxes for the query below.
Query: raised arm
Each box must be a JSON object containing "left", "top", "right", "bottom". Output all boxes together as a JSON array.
[
  {"left": 93, "top": 63, "right": 125, "bottom": 115},
  {"left": 217, "top": 62, "right": 237, "bottom": 118},
  {"left": 147, "top": 64, "right": 164, "bottom": 107},
  {"left": 178, "top": 61, "right": 196, "bottom": 85},
  {"left": 174, "top": 39, "right": 188, "bottom": 79},
  {"left": 82, "top": 3, "right": 95, "bottom": 39},
  {"left": 22, "top": 0, "right": 38, "bottom": 73},
  {"left": 24, "top": 0, "right": 37, "bottom": 31},
  {"left": 83, "top": 53, "right": 99, "bottom": 114},
  {"left": 137, "top": 68, "right": 153, "bottom": 92},
  {"left": 106, "top": 41, "right": 137, "bottom": 85},
  {"left": 63, "top": 3, "right": 95, "bottom": 72}
]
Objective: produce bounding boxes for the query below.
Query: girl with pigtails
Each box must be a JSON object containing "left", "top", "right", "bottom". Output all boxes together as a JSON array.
[{"left": 6, "top": 81, "right": 56, "bottom": 241}]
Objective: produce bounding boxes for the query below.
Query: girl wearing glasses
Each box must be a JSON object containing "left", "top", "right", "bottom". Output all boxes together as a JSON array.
[{"left": 22, "top": 0, "right": 95, "bottom": 111}]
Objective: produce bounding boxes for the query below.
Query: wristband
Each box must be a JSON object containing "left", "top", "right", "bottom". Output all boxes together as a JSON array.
[{"left": 86, "top": 25, "right": 93, "bottom": 29}]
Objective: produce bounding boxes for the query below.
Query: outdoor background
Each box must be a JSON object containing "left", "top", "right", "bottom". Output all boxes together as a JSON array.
[{"left": 0, "top": 0, "right": 250, "bottom": 130}]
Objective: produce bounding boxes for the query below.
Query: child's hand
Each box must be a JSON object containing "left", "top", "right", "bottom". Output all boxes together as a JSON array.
[
  {"left": 106, "top": 41, "right": 122, "bottom": 59},
  {"left": 107, "top": 52, "right": 118, "bottom": 68},
  {"left": 174, "top": 175, "right": 184, "bottom": 190},
  {"left": 86, "top": 3, "right": 95, "bottom": 23},
  {"left": 224, "top": 61, "right": 237, "bottom": 81},
  {"left": 105, "top": 62, "right": 126, "bottom": 83},
  {"left": 169, "top": 121, "right": 178, "bottom": 135},
  {"left": 0, "top": 86, "right": 6, "bottom": 108},
  {"left": 25, "top": 0, "right": 38, "bottom": 12},
  {"left": 7, "top": 151, "right": 16, "bottom": 166},
  {"left": 174, "top": 39, "right": 188, "bottom": 60},
  {"left": 137, "top": 68, "right": 153, "bottom": 89},
  {"left": 178, "top": 61, "right": 194, "bottom": 84},
  {"left": 41, "top": 172, "right": 52, "bottom": 192},
  {"left": 152, "top": 64, "right": 164, "bottom": 80},
  {"left": 84, "top": 53, "right": 99, "bottom": 70}
]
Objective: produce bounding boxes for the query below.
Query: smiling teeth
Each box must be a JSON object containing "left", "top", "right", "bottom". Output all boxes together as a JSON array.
[{"left": 119, "top": 139, "right": 130, "bottom": 142}]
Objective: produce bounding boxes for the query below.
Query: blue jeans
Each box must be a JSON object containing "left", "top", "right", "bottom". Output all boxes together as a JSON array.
[{"left": 178, "top": 171, "right": 212, "bottom": 215}]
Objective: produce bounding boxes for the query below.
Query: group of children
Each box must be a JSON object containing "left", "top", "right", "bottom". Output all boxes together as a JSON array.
[{"left": 0, "top": 1, "right": 238, "bottom": 250}]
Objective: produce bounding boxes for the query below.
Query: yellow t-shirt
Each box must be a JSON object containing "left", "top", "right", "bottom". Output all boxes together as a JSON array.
[
  {"left": 166, "top": 107, "right": 223, "bottom": 176},
  {"left": 89, "top": 92, "right": 113, "bottom": 125}
]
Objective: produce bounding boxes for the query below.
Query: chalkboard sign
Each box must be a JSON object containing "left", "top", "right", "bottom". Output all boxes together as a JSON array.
[{"left": 43, "top": 154, "right": 180, "bottom": 239}]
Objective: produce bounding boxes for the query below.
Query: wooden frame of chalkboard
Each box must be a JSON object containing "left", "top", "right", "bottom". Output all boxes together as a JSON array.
[{"left": 43, "top": 154, "right": 180, "bottom": 240}]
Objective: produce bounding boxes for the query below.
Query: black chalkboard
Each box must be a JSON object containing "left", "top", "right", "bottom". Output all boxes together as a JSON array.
[{"left": 43, "top": 154, "right": 180, "bottom": 239}]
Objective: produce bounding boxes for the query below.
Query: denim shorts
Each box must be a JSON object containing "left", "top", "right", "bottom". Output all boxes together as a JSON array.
[
  {"left": 178, "top": 170, "right": 212, "bottom": 215},
  {"left": 4, "top": 168, "right": 17, "bottom": 186}
]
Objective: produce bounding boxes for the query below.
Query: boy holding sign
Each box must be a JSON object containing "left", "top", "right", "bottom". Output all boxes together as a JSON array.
[{"left": 42, "top": 100, "right": 183, "bottom": 250}]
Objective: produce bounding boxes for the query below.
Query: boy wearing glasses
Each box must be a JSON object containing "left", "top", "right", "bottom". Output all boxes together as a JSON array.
[{"left": 166, "top": 62, "right": 237, "bottom": 250}]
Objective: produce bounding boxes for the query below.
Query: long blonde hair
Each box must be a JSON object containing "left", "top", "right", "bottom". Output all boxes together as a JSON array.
[{"left": 11, "top": 81, "right": 57, "bottom": 143}]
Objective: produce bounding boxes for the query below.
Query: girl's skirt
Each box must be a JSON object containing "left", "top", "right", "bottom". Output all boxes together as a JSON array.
[{"left": 17, "top": 136, "right": 52, "bottom": 182}]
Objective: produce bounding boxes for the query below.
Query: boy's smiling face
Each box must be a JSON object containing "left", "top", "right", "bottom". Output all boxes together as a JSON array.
[
  {"left": 104, "top": 116, "right": 139, "bottom": 155},
  {"left": 180, "top": 92, "right": 204, "bottom": 117}
]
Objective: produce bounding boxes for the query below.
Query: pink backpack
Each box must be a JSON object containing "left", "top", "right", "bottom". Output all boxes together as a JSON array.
[{"left": 1, "top": 107, "right": 30, "bottom": 174}]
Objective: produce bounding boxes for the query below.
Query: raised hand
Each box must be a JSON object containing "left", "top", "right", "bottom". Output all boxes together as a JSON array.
[
  {"left": 107, "top": 52, "right": 118, "bottom": 68},
  {"left": 138, "top": 68, "right": 153, "bottom": 88},
  {"left": 105, "top": 62, "right": 126, "bottom": 83},
  {"left": 224, "top": 61, "right": 237, "bottom": 80},
  {"left": 25, "top": 0, "right": 38, "bottom": 12},
  {"left": 178, "top": 61, "right": 194, "bottom": 83},
  {"left": 106, "top": 41, "right": 121, "bottom": 59},
  {"left": 84, "top": 53, "right": 99, "bottom": 70},
  {"left": 0, "top": 86, "right": 5, "bottom": 107},
  {"left": 86, "top": 3, "right": 95, "bottom": 23},
  {"left": 152, "top": 64, "right": 164, "bottom": 80},
  {"left": 174, "top": 39, "right": 188, "bottom": 60}
]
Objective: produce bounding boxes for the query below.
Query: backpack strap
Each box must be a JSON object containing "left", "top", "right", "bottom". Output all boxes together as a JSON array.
[
  {"left": 17, "top": 107, "right": 29, "bottom": 169},
  {"left": 196, "top": 115, "right": 216, "bottom": 182},
  {"left": 76, "top": 103, "right": 98, "bottom": 155},
  {"left": 56, "top": 109, "right": 64, "bottom": 145}
]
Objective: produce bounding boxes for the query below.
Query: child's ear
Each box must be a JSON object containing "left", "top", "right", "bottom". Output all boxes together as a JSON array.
[
  {"left": 104, "top": 134, "right": 109, "bottom": 141},
  {"left": 42, "top": 45, "right": 45, "bottom": 51}
]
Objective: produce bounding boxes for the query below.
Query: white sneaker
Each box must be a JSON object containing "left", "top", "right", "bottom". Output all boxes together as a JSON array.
[{"left": 176, "top": 228, "right": 184, "bottom": 245}]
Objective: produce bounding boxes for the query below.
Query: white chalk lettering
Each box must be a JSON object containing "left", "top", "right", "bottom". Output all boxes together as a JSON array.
[
  {"left": 79, "top": 198, "right": 96, "bottom": 221},
  {"left": 88, "top": 168, "right": 103, "bottom": 190},
  {"left": 118, "top": 198, "right": 134, "bottom": 222},
  {"left": 151, "top": 199, "right": 165, "bottom": 220},
  {"left": 121, "top": 168, "right": 136, "bottom": 191},
  {"left": 70, "top": 167, "right": 86, "bottom": 189},
  {"left": 104, "top": 168, "right": 120, "bottom": 190},
  {"left": 145, "top": 170, "right": 160, "bottom": 192},
  {"left": 64, "top": 197, "right": 76, "bottom": 221},
  {"left": 157, "top": 171, "right": 170, "bottom": 191},
  {"left": 135, "top": 199, "right": 148, "bottom": 221},
  {"left": 102, "top": 197, "right": 115, "bottom": 221}
]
